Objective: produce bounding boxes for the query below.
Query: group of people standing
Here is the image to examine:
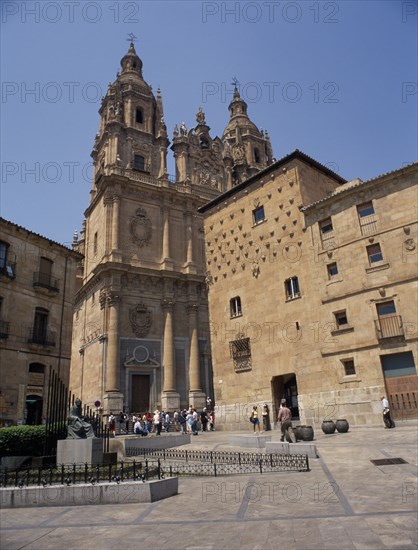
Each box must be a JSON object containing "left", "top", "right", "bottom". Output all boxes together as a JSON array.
[
  {"left": 250, "top": 401, "right": 295, "bottom": 441},
  {"left": 108, "top": 404, "right": 215, "bottom": 437}
]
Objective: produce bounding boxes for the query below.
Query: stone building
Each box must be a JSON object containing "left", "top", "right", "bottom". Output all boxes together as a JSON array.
[
  {"left": 69, "top": 42, "right": 272, "bottom": 415},
  {"left": 0, "top": 218, "right": 81, "bottom": 426},
  {"left": 199, "top": 152, "right": 417, "bottom": 429}
]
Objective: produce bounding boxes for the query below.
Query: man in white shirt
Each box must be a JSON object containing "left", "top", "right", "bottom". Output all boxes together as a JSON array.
[{"left": 381, "top": 395, "right": 395, "bottom": 428}]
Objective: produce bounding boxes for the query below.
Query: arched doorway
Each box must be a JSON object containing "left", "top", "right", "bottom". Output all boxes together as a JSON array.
[{"left": 271, "top": 373, "right": 299, "bottom": 421}]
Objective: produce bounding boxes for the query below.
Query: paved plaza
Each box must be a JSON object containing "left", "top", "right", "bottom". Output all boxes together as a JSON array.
[{"left": 1, "top": 420, "right": 417, "bottom": 550}]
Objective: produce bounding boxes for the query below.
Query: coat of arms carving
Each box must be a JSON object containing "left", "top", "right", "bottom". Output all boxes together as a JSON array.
[
  {"left": 129, "top": 303, "right": 153, "bottom": 337},
  {"left": 129, "top": 207, "right": 152, "bottom": 247}
]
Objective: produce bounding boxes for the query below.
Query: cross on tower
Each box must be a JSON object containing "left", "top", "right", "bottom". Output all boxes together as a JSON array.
[
  {"left": 127, "top": 33, "right": 138, "bottom": 44},
  {"left": 231, "top": 76, "right": 240, "bottom": 89}
]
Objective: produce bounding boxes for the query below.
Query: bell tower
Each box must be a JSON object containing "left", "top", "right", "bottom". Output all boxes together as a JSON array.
[
  {"left": 91, "top": 41, "right": 169, "bottom": 187},
  {"left": 222, "top": 86, "right": 273, "bottom": 186}
]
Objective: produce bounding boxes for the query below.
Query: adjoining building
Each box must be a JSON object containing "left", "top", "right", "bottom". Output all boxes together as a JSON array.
[
  {"left": 199, "top": 152, "right": 418, "bottom": 429},
  {"left": 0, "top": 218, "right": 82, "bottom": 426},
  {"left": 69, "top": 42, "right": 273, "bottom": 415}
]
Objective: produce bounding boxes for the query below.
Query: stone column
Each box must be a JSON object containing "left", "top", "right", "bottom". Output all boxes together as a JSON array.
[
  {"left": 187, "top": 303, "right": 206, "bottom": 410},
  {"left": 161, "top": 207, "right": 173, "bottom": 270},
  {"left": 158, "top": 145, "right": 167, "bottom": 179},
  {"left": 102, "top": 290, "right": 123, "bottom": 414},
  {"left": 161, "top": 298, "right": 180, "bottom": 411},
  {"left": 111, "top": 196, "right": 119, "bottom": 251},
  {"left": 185, "top": 211, "right": 196, "bottom": 273},
  {"left": 111, "top": 195, "right": 122, "bottom": 262}
]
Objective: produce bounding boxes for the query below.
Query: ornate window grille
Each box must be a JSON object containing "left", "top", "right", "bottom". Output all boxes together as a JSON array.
[{"left": 230, "top": 336, "right": 252, "bottom": 372}]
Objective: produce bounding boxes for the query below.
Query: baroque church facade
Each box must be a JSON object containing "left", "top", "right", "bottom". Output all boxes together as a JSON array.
[{"left": 69, "top": 42, "right": 273, "bottom": 415}]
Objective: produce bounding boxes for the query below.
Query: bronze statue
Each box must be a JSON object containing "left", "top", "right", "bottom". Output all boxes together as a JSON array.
[{"left": 67, "top": 398, "right": 95, "bottom": 439}]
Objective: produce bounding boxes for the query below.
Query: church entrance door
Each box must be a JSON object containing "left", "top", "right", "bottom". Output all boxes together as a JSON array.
[{"left": 131, "top": 375, "right": 150, "bottom": 414}]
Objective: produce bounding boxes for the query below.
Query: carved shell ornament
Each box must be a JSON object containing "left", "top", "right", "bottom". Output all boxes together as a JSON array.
[
  {"left": 129, "top": 207, "right": 152, "bottom": 247},
  {"left": 129, "top": 303, "right": 152, "bottom": 337}
]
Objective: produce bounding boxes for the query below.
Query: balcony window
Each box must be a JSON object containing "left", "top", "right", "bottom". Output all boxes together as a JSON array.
[
  {"left": 375, "top": 301, "right": 404, "bottom": 340},
  {"left": 33, "top": 257, "right": 59, "bottom": 292},
  {"left": 357, "top": 201, "right": 377, "bottom": 235},
  {"left": 29, "top": 308, "right": 55, "bottom": 346},
  {"left": 319, "top": 218, "right": 334, "bottom": 242},
  {"left": 0, "top": 241, "right": 15, "bottom": 279}
]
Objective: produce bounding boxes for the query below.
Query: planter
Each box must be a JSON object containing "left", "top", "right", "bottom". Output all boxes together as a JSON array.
[
  {"left": 335, "top": 419, "right": 349, "bottom": 433},
  {"left": 294, "top": 426, "right": 303, "bottom": 442},
  {"left": 299, "top": 425, "right": 314, "bottom": 441},
  {"left": 321, "top": 420, "right": 336, "bottom": 434}
]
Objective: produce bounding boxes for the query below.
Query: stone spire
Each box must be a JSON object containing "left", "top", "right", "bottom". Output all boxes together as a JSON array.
[
  {"left": 222, "top": 85, "right": 273, "bottom": 185},
  {"left": 120, "top": 41, "right": 143, "bottom": 77}
]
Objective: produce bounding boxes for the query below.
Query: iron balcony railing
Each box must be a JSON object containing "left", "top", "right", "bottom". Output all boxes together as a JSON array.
[
  {"left": 375, "top": 315, "right": 404, "bottom": 340},
  {"left": 0, "top": 320, "right": 10, "bottom": 339},
  {"left": 0, "top": 261, "right": 16, "bottom": 279},
  {"left": 28, "top": 328, "right": 56, "bottom": 347},
  {"left": 33, "top": 272, "right": 60, "bottom": 292}
]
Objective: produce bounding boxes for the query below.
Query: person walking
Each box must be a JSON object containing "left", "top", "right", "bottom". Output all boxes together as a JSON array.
[
  {"left": 381, "top": 395, "right": 395, "bottom": 428},
  {"left": 250, "top": 405, "right": 261, "bottom": 434},
  {"left": 278, "top": 399, "right": 296, "bottom": 442}
]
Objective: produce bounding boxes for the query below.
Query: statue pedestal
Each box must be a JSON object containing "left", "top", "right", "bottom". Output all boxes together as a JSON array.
[
  {"left": 57, "top": 438, "right": 104, "bottom": 466},
  {"left": 103, "top": 392, "right": 124, "bottom": 415},
  {"left": 161, "top": 391, "right": 180, "bottom": 412},
  {"left": 188, "top": 391, "right": 206, "bottom": 411}
]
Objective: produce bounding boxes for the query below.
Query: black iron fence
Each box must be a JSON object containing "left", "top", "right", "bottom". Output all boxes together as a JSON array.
[
  {"left": 44, "top": 369, "right": 109, "bottom": 457},
  {"left": 125, "top": 448, "right": 309, "bottom": 472},
  {"left": 0, "top": 459, "right": 163, "bottom": 488}
]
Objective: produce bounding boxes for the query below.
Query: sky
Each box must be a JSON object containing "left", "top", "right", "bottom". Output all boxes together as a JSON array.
[{"left": 1, "top": 0, "right": 417, "bottom": 246}]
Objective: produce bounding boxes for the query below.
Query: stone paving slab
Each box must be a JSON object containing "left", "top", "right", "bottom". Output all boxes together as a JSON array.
[{"left": 1, "top": 421, "right": 417, "bottom": 549}]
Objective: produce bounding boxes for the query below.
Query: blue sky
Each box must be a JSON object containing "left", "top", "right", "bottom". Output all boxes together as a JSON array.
[{"left": 1, "top": 0, "right": 417, "bottom": 246}]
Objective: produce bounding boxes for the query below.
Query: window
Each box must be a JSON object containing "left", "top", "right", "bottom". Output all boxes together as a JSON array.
[
  {"left": 0, "top": 242, "right": 8, "bottom": 270},
  {"left": 32, "top": 308, "right": 49, "bottom": 344},
  {"left": 319, "top": 218, "right": 334, "bottom": 241},
  {"left": 133, "top": 154, "right": 145, "bottom": 172},
  {"left": 252, "top": 206, "right": 265, "bottom": 225},
  {"left": 342, "top": 359, "right": 356, "bottom": 376},
  {"left": 367, "top": 243, "right": 383, "bottom": 264},
  {"left": 376, "top": 301, "right": 403, "bottom": 339},
  {"left": 376, "top": 301, "right": 396, "bottom": 317},
  {"left": 39, "top": 257, "right": 53, "bottom": 286},
  {"left": 334, "top": 310, "right": 348, "bottom": 328},
  {"left": 230, "top": 336, "right": 252, "bottom": 372},
  {"left": 285, "top": 276, "right": 300, "bottom": 300},
  {"left": 0, "top": 241, "right": 14, "bottom": 278},
  {"left": 230, "top": 296, "right": 242, "bottom": 318},
  {"left": 357, "top": 201, "right": 377, "bottom": 235},
  {"left": 327, "top": 262, "right": 339, "bottom": 279},
  {"left": 135, "top": 108, "right": 143, "bottom": 124},
  {"left": 357, "top": 202, "right": 375, "bottom": 218},
  {"left": 254, "top": 148, "right": 260, "bottom": 163}
]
